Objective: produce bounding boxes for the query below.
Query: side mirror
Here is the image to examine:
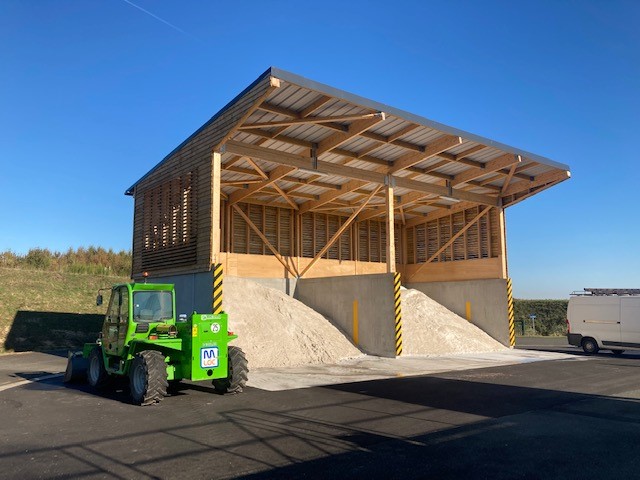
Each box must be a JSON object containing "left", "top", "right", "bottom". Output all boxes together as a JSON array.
[{"left": 96, "top": 294, "right": 103, "bottom": 306}]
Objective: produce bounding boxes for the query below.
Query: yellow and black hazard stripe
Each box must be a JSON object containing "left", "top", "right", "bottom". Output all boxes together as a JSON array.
[
  {"left": 507, "top": 278, "right": 516, "bottom": 347},
  {"left": 394, "top": 272, "right": 403, "bottom": 356},
  {"left": 213, "top": 263, "right": 224, "bottom": 315}
]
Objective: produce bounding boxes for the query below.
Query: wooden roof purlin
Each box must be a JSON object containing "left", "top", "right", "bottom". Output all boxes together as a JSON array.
[{"left": 217, "top": 68, "right": 571, "bottom": 221}]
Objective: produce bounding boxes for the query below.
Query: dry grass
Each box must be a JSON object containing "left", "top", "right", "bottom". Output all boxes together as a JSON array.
[{"left": 0, "top": 267, "right": 128, "bottom": 353}]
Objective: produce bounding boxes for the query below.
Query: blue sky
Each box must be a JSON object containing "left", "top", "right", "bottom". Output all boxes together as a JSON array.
[{"left": 1, "top": 1, "right": 638, "bottom": 298}]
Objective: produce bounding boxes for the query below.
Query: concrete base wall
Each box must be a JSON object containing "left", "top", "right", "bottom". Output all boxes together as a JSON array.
[
  {"left": 295, "top": 274, "right": 397, "bottom": 357},
  {"left": 147, "top": 271, "right": 213, "bottom": 318},
  {"left": 406, "top": 279, "right": 510, "bottom": 346}
]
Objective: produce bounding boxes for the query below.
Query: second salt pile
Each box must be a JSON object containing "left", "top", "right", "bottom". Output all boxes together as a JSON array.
[
  {"left": 402, "top": 288, "right": 507, "bottom": 355},
  {"left": 225, "top": 276, "right": 362, "bottom": 369}
]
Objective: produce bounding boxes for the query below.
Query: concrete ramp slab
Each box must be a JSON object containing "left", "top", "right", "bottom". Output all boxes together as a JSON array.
[{"left": 247, "top": 349, "right": 588, "bottom": 391}]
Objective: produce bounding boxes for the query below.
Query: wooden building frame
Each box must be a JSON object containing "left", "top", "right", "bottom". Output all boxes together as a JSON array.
[{"left": 126, "top": 68, "right": 571, "bottom": 283}]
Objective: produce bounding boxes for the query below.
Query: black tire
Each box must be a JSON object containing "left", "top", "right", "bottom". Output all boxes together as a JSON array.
[
  {"left": 582, "top": 337, "right": 599, "bottom": 354},
  {"left": 129, "top": 350, "right": 168, "bottom": 406},
  {"left": 212, "top": 346, "right": 248, "bottom": 394},
  {"left": 64, "top": 352, "right": 88, "bottom": 384},
  {"left": 612, "top": 349, "right": 625, "bottom": 355},
  {"left": 87, "top": 347, "right": 111, "bottom": 388}
]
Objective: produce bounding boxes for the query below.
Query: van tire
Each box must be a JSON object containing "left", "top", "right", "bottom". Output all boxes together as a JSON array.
[
  {"left": 582, "top": 338, "right": 599, "bottom": 354},
  {"left": 611, "top": 349, "right": 625, "bottom": 355}
]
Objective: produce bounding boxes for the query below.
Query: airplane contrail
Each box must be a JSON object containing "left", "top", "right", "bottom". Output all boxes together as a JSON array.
[{"left": 121, "top": 0, "right": 198, "bottom": 40}]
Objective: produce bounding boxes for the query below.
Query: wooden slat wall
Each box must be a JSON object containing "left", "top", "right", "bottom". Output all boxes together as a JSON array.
[
  {"left": 131, "top": 75, "right": 274, "bottom": 278},
  {"left": 406, "top": 206, "right": 501, "bottom": 265},
  {"left": 138, "top": 171, "right": 198, "bottom": 272}
]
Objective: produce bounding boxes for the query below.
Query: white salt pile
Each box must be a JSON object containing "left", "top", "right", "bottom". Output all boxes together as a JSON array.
[
  {"left": 401, "top": 288, "right": 507, "bottom": 355},
  {"left": 224, "top": 277, "right": 362, "bottom": 369}
]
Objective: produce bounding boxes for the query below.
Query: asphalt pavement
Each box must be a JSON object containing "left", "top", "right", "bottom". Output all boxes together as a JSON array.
[{"left": 1, "top": 348, "right": 640, "bottom": 479}]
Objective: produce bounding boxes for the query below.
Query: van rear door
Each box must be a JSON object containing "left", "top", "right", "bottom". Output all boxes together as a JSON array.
[{"left": 620, "top": 297, "right": 640, "bottom": 347}]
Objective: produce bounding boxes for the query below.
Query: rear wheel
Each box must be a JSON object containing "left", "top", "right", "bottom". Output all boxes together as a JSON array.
[
  {"left": 582, "top": 337, "right": 599, "bottom": 354},
  {"left": 212, "top": 346, "right": 248, "bottom": 394},
  {"left": 129, "top": 350, "right": 168, "bottom": 406},
  {"left": 612, "top": 349, "right": 625, "bottom": 355},
  {"left": 87, "top": 347, "right": 111, "bottom": 388}
]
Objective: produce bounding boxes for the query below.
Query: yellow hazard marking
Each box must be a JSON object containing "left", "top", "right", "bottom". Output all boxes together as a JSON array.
[
  {"left": 394, "top": 272, "right": 403, "bottom": 356},
  {"left": 507, "top": 278, "right": 516, "bottom": 347},
  {"left": 192, "top": 325, "right": 198, "bottom": 337},
  {"left": 465, "top": 301, "right": 472, "bottom": 322}
]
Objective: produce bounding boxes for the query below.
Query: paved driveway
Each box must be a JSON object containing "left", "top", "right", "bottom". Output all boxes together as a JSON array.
[{"left": 1, "top": 349, "right": 639, "bottom": 479}]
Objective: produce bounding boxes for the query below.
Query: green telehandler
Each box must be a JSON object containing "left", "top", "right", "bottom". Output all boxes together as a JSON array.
[{"left": 64, "top": 282, "right": 248, "bottom": 405}]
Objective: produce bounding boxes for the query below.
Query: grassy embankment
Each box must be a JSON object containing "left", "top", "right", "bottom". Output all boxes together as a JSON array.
[{"left": 0, "top": 268, "right": 128, "bottom": 353}]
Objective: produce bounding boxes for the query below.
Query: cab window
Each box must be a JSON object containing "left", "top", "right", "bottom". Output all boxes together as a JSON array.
[{"left": 133, "top": 291, "right": 173, "bottom": 322}]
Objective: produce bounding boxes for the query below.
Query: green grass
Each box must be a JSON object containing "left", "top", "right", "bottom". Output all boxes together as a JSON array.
[{"left": 0, "top": 267, "right": 128, "bottom": 353}]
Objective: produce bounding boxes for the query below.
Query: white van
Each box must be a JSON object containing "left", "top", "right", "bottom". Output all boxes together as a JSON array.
[{"left": 567, "top": 288, "right": 640, "bottom": 354}]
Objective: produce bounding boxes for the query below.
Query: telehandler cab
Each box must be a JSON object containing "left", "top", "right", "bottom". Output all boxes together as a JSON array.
[{"left": 64, "top": 282, "right": 248, "bottom": 405}]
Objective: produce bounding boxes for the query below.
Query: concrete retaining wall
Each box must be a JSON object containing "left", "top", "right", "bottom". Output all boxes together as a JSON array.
[
  {"left": 295, "top": 274, "right": 397, "bottom": 357},
  {"left": 148, "top": 271, "right": 213, "bottom": 318},
  {"left": 406, "top": 278, "right": 510, "bottom": 346}
]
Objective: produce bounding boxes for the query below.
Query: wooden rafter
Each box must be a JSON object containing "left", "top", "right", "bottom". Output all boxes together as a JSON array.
[
  {"left": 232, "top": 204, "right": 299, "bottom": 277},
  {"left": 501, "top": 169, "right": 570, "bottom": 197},
  {"left": 228, "top": 165, "right": 295, "bottom": 205},
  {"left": 388, "top": 135, "right": 463, "bottom": 173},
  {"left": 213, "top": 76, "right": 280, "bottom": 151},
  {"left": 317, "top": 114, "right": 386, "bottom": 155},
  {"left": 299, "top": 179, "right": 368, "bottom": 214},
  {"left": 239, "top": 112, "right": 384, "bottom": 130},
  {"left": 299, "top": 186, "right": 382, "bottom": 277},
  {"left": 452, "top": 154, "right": 521, "bottom": 186},
  {"left": 357, "top": 191, "right": 432, "bottom": 222}
]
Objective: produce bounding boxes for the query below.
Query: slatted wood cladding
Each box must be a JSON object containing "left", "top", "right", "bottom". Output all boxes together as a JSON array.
[
  {"left": 131, "top": 74, "right": 275, "bottom": 278},
  {"left": 222, "top": 201, "right": 401, "bottom": 264},
  {"left": 406, "top": 206, "right": 500, "bottom": 264},
  {"left": 141, "top": 171, "right": 196, "bottom": 270}
]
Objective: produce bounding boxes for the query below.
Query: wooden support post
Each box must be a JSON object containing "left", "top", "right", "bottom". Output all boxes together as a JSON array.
[
  {"left": 211, "top": 151, "right": 222, "bottom": 265},
  {"left": 385, "top": 176, "right": 396, "bottom": 273},
  {"left": 498, "top": 208, "right": 508, "bottom": 278}
]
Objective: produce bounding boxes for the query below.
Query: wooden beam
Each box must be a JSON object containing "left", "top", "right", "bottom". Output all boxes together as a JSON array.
[
  {"left": 299, "top": 186, "right": 382, "bottom": 277},
  {"left": 211, "top": 152, "right": 222, "bottom": 265},
  {"left": 389, "top": 135, "right": 463, "bottom": 173},
  {"left": 228, "top": 165, "right": 295, "bottom": 205},
  {"left": 407, "top": 206, "right": 491, "bottom": 281},
  {"left": 299, "top": 179, "right": 368, "bottom": 214},
  {"left": 213, "top": 76, "right": 280, "bottom": 151},
  {"left": 452, "top": 153, "right": 521, "bottom": 186},
  {"left": 501, "top": 169, "right": 571, "bottom": 197},
  {"left": 224, "top": 140, "right": 500, "bottom": 206},
  {"left": 317, "top": 114, "right": 386, "bottom": 155},
  {"left": 385, "top": 178, "right": 396, "bottom": 273},
  {"left": 232, "top": 204, "right": 298, "bottom": 277},
  {"left": 501, "top": 164, "right": 518, "bottom": 193},
  {"left": 357, "top": 191, "right": 432, "bottom": 222},
  {"left": 239, "top": 113, "right": 384, "bottom": 130},
  {"left": 224, "top": 140, "right": 386, "bottom": 184}
]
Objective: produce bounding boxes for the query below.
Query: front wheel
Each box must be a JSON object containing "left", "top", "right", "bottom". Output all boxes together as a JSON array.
[
  {"left": 212, "top": 346, "right": 248, "bottom": 394},
  {"left": 582, "top": 338, "right": 599, "bottom": 354},
  {"left": 87, "top": 347, "right": 111, "bottom": 388},
  {"left": 129, "top": 350, "right": 168, "bottom": 406}
]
